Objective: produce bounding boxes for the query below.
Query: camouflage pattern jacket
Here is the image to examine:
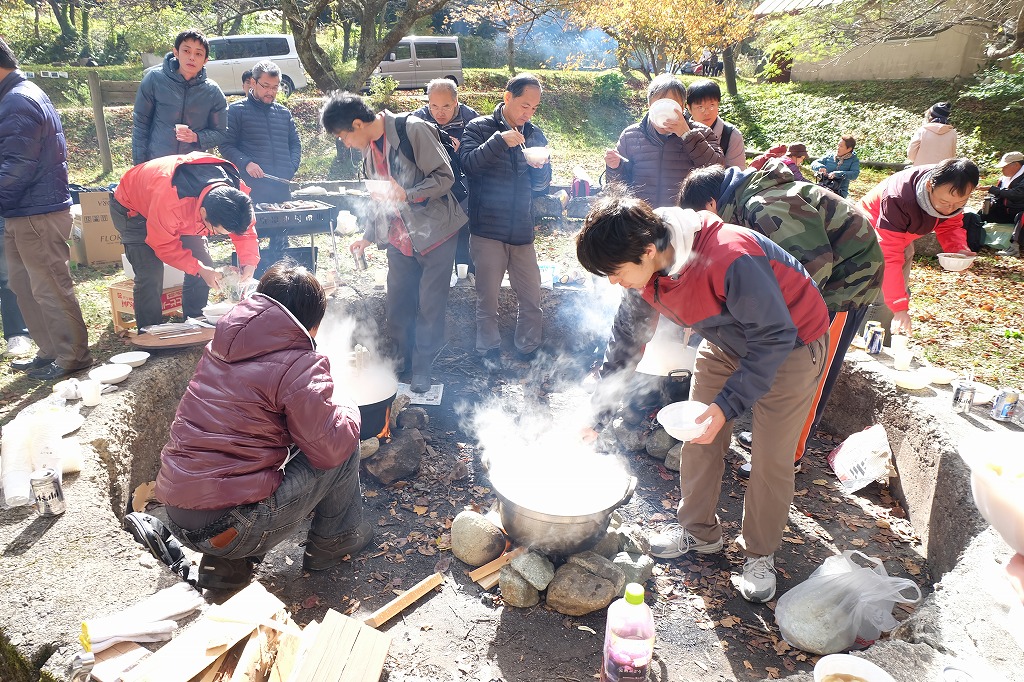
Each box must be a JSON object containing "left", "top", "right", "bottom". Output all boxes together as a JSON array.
[{"left": 717, "top": 159, "right": 882, "bottom": 312}]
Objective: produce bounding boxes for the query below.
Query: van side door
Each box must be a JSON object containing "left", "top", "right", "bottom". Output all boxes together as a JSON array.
[
  {"left": 412, "top": 41, "right": 442, "bottom": 87},
  {"left": 205, "top": 39, "right": 238, "bottom": 94},
  {"left": 381, "top": 41, "right": 414, "bottom": 88}
]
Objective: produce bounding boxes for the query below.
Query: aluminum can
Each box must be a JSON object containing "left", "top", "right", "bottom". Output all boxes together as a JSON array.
[
  {"left": 952, "top": 381, "right": 976, "bottom": 415},
  {"left": 863, "top": 321, "right": 881, "bottom": 345},
  {"left": 991, "top": 388, "right": 1019, "bottom": 421},
  {"left": 867, "top": 328, "right": 884, "bottom": 355},
  {"left": 30, "top": 468, "right": 65, "bottom": 516},
  {"left": 352, "top": 249, "right": 368, "bottom": 271}
]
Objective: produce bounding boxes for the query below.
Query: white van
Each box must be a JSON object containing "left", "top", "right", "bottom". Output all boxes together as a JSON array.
[
  {"left": 144, "top": 34, "right": 308, "bottom": 97},
  {"left": 370, "top": 36, "right": 463, "bottom": 90}
]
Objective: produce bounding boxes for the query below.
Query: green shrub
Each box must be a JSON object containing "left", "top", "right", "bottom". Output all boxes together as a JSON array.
[
  {"left": 593, "top": 72, "right": 626, "bottom": 103},
  {"left": 367, "top": 75, "right": 399, "bottom": 110}
]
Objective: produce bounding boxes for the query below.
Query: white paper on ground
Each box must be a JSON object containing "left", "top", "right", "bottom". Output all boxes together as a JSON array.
[{"left": 397, "top": 382, "right": 444, "bottom": 405}]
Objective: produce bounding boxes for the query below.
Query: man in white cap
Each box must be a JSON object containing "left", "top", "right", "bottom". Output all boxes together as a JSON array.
[{"left": 983, "top": 151, "right": 1024, "bottom": 256}]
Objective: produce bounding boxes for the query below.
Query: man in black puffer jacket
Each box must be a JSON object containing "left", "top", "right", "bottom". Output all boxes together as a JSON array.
[
  {"left": 220, "top": 60, "right": 301, "bottom": 255},
  {"left": 0, "top": 38, "right": 91, "bottom": 380},
  {"left": 460, "top": 73, "right": 552, "bottom": 363},
  {"left": 132, "top": 29, "right": 227, "bottom": 165}
]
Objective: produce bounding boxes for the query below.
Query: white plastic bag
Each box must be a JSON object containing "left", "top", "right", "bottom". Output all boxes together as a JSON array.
[
  {"left": 775, "top": 550, "right": 921, "bottom": 655},
  {"left": 827, "top": 424, "right": 895, "bottom": 492}
]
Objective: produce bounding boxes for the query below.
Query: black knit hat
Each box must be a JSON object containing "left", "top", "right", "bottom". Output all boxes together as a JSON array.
[{"left": 928, "top": 102, "right": 951, "bottom": 122}]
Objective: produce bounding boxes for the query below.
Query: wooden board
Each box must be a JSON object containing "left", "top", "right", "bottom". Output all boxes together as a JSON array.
[
  {"left": 467, "top": 547, "right": 524, "bottom": 582},
  {"left": 130, "top": 327, "right": 215, "bottom": 349},
  {"left": 287, "top": 610, "right": 390, "bottom": 682},
  {"left": 91, "top": 641, "right": 150, "bottom": 682},
  {"left": 121, "top": 582, "right": 285, "bottom": 682},
  {"left": 364, "top": 573, "right": 444, "bottom": 629}
]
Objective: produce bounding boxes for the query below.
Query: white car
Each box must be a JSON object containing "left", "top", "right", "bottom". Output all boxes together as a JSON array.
[{"left": 145, "top": 34, "right": 308, "bottom": 97}]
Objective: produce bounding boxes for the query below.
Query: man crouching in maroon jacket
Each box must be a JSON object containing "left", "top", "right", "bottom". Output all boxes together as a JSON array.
[{"left": 155, "top": 263, "right": 372, "bottom": 591}]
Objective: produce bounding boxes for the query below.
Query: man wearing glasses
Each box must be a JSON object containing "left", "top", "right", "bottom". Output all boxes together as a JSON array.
[
  {"left": 220, "top": 60, "right": 301, "bottom": 256},
  {"left": 110, "top": 152, "right": 259, "bottom": 329}
]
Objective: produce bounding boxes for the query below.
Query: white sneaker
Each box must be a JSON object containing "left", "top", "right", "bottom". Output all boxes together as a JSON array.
[
  {"left": 734, "top": 554, "right": 777, "bottom": 603},
  {"left": 649, "top": 523, "right": 724, "bottom": 559},
  {"left": 4, "top": 335, "right": 32, "bottom": 357}
]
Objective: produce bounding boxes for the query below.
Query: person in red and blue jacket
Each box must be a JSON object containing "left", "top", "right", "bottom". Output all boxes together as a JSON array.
[
  {"left": 859, "top": 158, "right": 978, "bottom": 336},
  {"left": 577, "top": 195, "right": 829, "bottom": 604}
]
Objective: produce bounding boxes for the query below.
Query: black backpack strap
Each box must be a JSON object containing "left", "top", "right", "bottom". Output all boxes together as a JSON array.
[
  {"left": 719, "top": 122, "right": 735, "bottom": 159},
  {"left": 393, "top": 113, "right": 417, "bottom": 166}
]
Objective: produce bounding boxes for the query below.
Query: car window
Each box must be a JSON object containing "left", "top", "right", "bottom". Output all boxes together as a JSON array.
[
  {"left": 415, "top": 42, "right": 439, "bottom": 59},
  {"left": 266, "top": 38, "right": 289, "bottom": 56},
  {"left": 210, "top": 40, "right": 235, "bottom": 60},
  {"left": 438, "top": 42, "right": 458, "bottom": 58},
  {"left": 236, "top": 39, "right": 265, "bottom": 59},
  {"left": 394, "top": 42, "right": 411, "bottom": 60}
]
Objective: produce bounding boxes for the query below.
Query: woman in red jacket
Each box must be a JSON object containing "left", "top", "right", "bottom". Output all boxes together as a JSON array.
[{"left": 156, "top": 263, "right": 371, "bottom": 591}]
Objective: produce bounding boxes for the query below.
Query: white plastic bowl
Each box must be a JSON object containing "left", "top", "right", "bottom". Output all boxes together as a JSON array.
[
  {"left": 110, "top": 351, "right": 150, "bottom": 368},
  {"left": 925, "top": 366, "right": 958, "bottom": 385},
  {"left": 89, "top": 363, "right": 133, "bottom": 384},
  {"left": 814, "top": 654, "right": 896, "bottom": 682},
  {"left": 648, "top": 98, "right": 682, "bottom": 128},
  {"left": 202, "top": 301, "right": 234, "bottom": 323},
  {"left": 363, "top": 179, "right": 392, "bottom": 195},
  {"left": 893, "top": 370, "right": 930, "bottom": 391},
  {"left": 657, "top": 400, "right": 710, "bottom": 441},
  {"left": 522, "top": 146, "right": 550, "bottom": 165},
  {"left": 937, "top": 252, "right": 976, "bottom": 272},
  {"left": 959, "top": 434, "right": 1024, "bottom": 555}
]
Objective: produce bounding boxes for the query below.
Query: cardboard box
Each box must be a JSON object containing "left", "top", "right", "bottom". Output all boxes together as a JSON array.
[
  {"left": 109, "top": 279, "right": 182, "bottom": 333},
  {"left": 79, "top": 191, "right": 124, "bottom": 265},
  {"left": 121, "top": 254, "right": 185, "bottom": 289}
]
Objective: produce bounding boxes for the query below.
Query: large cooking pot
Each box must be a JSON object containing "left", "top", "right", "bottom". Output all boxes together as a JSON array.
[
  {"left": 490, "top": 455, "right": 638, "bottom": 556},
  {"left": 333, "top": 360, "right": 398, "bottom": 440}
]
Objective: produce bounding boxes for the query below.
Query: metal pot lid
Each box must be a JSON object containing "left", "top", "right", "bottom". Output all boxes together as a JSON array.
[{"left": 489, "top": 453, "right": 633, "bottom": 517}]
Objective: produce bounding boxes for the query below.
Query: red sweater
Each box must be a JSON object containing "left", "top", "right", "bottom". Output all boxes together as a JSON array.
[
  {"left": 859, "top": 165, "right": 967, "bottom": 312},
  {"left": 114, "top": 152, "right": 259, "bottom": 275}
]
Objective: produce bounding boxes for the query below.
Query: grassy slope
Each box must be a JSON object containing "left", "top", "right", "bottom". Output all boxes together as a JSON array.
[{"left": 0, "top": 69, "right": 1020, "bottom": 415}]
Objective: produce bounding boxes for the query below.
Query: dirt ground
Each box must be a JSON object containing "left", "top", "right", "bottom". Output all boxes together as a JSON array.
[{"left": 161, "top": 281, "right": 933, "bottom": 682}]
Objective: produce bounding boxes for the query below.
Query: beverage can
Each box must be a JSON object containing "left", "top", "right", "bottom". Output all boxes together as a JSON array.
[
  {"left": 991, "top": 388, "right": 1019, "bottom": 421},
  {"left": 30, "top": 468, "right": 66, "bottom": 516},
  {"left": 867, "top": 328, "right": 884, "bottom": 355},
  {"left": 352, "top": 249, "right": 367, "bottom": 271},
  {"left": 863, "top": 321, "right": 881, "bottom": 344},
  {"left": 952, "top": 381, "right": 976, "bottom": 415}
]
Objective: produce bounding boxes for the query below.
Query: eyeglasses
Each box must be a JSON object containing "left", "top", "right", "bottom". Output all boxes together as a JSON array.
[{"left": 256, "top": 80, "right": 280, "bottom": 92}]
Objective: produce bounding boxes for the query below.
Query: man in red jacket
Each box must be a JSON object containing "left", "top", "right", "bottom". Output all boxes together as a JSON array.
[
  {"left": 111, "top": 152, "right": 259, "bottom": 329},
  {"left": 156, "top": 263, "right": 371, "bottom": 591},
  {"left": 859, "top": 158, "right": 978, "bottom": 336}
]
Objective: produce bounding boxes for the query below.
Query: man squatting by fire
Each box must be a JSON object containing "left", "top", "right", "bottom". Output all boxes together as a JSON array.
[{"left": 576, "top": 195, "right": 830, "bottom": 603}]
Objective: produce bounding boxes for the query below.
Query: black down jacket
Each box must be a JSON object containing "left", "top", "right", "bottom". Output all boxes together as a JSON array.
[
  {"left": 132, "top": 52, "right": 228, "bottom": 165},
  {"left": 0, "top": 70, "right": 71, "bottom": 218},
  {"left": 460, "top": 105, "right": 551, "bottom": 245},
  {"left": 219, "top": 92, "right": 301, "bottom": 204}
]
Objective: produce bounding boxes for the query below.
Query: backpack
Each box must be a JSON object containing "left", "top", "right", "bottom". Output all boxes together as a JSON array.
[
  {"left": 719, "top": 121, "right": 736, "bottom": 159},
  {"left": 393, "top": 113, "right": 468, "bottom": 203}
]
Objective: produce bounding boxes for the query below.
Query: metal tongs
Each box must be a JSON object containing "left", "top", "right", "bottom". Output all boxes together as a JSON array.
[{"left": 140, "top": 322, "right": 206, "bottom": 339}]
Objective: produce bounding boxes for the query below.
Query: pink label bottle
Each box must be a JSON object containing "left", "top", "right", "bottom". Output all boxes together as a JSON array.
[{"left": 601, "top": 583, "right": 655, "bottom": 682}]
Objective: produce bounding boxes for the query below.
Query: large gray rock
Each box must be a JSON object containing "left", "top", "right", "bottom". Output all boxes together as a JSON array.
[
  {"left": 617, "top": 524, "right": 650, "bottom": 555},
  {"left": 498, "top": 565, "right": 540, "bottom": 608},
  {"left": 364, "top": 428, "right": 424, "bottom": 484},
  {"left": 664, "top": 443, "right": 682, "bottom": 472},
  {"left": 510, "top": 550, "right": 555, "bottom": 591},
  {"left": 450, "top": 510, "right": 506, "bottom": 567},
  {"left": 645, "top": 428, "right": 676, "bottom": 460},
  {"left": 396, "top": 406, "right": 429, "bottom": 430},
  {"left": 612, "top": 417, "right": 647, "bottom": 452},
  {"left": 566, "top": 196, "right": 595, "bottom": 219},
  {"left": 590, "top": 527, "right": 621, "bottom": 559},
  {"left": 613, "top": 552, "right": 655, "bottom": 586},
  {"left": 568, "top": 551, "right": 627, "bottom": 596},
  {"left": 358, "top": 437, "right": 380, "bottom": 460},
  {"left": 546, "top": 563, "right": 618, "bottom": 616},
  {"left": 532, "top": 194, "right": 564, "bottom": 219}
]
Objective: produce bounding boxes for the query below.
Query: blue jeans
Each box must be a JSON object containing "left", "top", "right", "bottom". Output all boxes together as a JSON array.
[
  {"left": 0, "top": 216, "right": 29, "bottom": 340},
  {"left": 165, "top": 449, "right": 363, "bottom": 561}
]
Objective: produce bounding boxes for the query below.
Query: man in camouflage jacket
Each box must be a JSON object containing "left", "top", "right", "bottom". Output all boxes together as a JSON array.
[{"left": 679, "top": 159, "right": 882, "bottom": 471}]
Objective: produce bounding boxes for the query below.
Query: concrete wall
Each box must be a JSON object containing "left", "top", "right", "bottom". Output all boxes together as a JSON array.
[{"left": 792, "top": 25, "right": 987, "bottom": 81}]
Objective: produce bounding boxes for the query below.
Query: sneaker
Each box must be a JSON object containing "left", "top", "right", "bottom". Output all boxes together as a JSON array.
[
  {"left": 737, "top": 431, "right": 753, "bottom": 450},
  {"left": 197, "top": 555, "right": 259, "bottom": 591},
  {"left": 737, "top": 457, "right": 802, "bottom": 480},
  {"left": 480, "top": 347, "right": 501, "bottom": 372},
  {"left": 4, "top": 336, "right": 32, "bottom": 357},
  {"left": 28, "top": 361, "right": 72, "bottom": 381},
  {"left": 649, "top": 523, "right": 724, "bottom": 559},
  {"left": 11, "top": 355, "right": 54, "bottom": 372},
  {"left": 410, "top": 374, "right": 431, "bottom": 393},
  {"left": 997, "top": 242, "right": 1020, "bottom": 257},
  {"left": 734, "top": 554, "right": 777, "bottom": 603},
  {"left": 303, "top": 520, "right": 375, "bottom": 571}
]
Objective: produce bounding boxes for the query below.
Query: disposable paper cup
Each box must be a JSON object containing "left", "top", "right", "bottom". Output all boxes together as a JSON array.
[
  {"left": 2, "top": 469, "right": 31, "bottom": 507},
  {"left": 893, "top": 347, "right": 913, "bottom": 371},
  {"left": 457, "top": 264, "right": 469, "bottom": 279},
  {"left": 890, "top": 334, "right": 910, "bottom": 352},
  {"left": 174, "top": 124, "right": 188, "bottom": 133},
  {"left": 81, "top": 379, "right": 102, "bottom": 407}
]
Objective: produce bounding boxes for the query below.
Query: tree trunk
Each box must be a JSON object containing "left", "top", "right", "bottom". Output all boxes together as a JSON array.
[
  {"left": 228, "top": 14, "right": 244, "bottom": 35},
  {"left": 80, "top": 5, "right": 90, "bottom": 56},
  {"left": 282, "top": 0, "right": 343, "bottom": 91},
  {"left": 506, "top": 34, "right": 516, "bottom": 75},
  {"left": 342, "top": 19, "right": 352, "bottom": 62},
  {"left": 47, "top": 0, "right": 77, "bottom": 41},
  {"left": 724, "top": 44, "right": 738, "bottom": 96},
  {"left": 35, "top": 3, "right": 40, "bottom": 38}
]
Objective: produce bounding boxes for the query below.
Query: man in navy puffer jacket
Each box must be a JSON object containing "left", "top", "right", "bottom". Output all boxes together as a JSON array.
[
  {"left": 132, "top": 29, "right": 227, "bottom": 165},
  {"left": 0, "top": 38, "right": 91, "bottom": 380}
]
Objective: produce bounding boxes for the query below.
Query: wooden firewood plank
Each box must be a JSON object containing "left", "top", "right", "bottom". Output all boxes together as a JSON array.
[
  {"left": 338, "top": 626, "right": 392, "bottom": 682},
  {"left": 287, "top": 610, "right": 390, "bottom": 682},
  {"left": 122, "top": 583, "right": 285, "bottom": 682},
  {"left": 91, "top": 642, "right": 149, "bottom": 682},
  {"left": 468, "top": 547, "right": 525, "bottom": 582},
  {"left": 278, "top": 621, "right": 319, "bottom": 682},
  {"left": 228, "top": 625, "right": 278, "bottom": 682},
  {"left": 313, "top": 614, "right": 360, "bottom": 680},
  {"left": 191, "top": 650, "right": 230, "bottom": 682},
  {"left": 363, "top": 573, "right": 444, "bottom": 629},
  {"left": 267, "top": 618, "right": 311, "bottom": 682},
  {"left": 477, "top": 569, "right": 502, "bottom": 591}
]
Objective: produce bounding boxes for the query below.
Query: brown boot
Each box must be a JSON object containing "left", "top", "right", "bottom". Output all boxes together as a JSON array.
[{"left": 303, "top": 521, "right": 375, "bottom": 571}]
